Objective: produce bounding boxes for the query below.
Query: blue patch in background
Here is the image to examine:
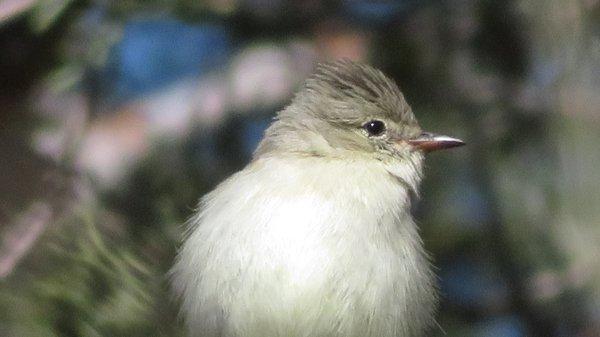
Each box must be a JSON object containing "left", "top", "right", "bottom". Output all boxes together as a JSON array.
[{"left": 101, "top": 18, "right": 232, "bottom": 104}]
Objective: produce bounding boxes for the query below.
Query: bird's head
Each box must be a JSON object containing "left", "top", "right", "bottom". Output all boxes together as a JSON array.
[{"left": 254, "top": 60, "right": 464, "bottom": 191}]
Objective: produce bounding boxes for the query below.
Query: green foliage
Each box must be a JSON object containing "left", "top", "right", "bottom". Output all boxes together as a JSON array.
[
  {"left": 30, "top": 0, "right": 76, "bottom": 32},
  {"left": 0, "top": 206, "right": 184, "bottom": 337}
]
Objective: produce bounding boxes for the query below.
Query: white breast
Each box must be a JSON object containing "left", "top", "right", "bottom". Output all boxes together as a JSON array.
[{"left": 172, "top": 156, "right": 436, "bottom": 337}]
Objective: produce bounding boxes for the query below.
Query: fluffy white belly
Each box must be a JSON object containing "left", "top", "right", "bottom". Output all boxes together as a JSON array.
[{"left": 172, "top": 157, "right": 436, "bottom": 337}]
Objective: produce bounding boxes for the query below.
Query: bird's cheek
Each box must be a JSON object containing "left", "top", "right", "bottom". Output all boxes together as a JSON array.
[{"left": 389, "top": 139, "right": 412, "bottom": 153}]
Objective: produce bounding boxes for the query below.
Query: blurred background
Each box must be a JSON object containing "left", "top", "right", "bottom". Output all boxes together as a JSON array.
[{"left": 0, "top": 0, "right": 599, "bottom": 336}]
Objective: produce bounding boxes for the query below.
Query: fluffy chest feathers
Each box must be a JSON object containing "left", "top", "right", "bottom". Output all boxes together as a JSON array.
[{"left": 172, "top": 156, "right": 437, "bottom": 337}]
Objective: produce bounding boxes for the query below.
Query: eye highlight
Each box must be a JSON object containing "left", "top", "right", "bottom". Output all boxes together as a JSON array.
[{"left": 363, "top": 120, "right": 386, "bottom": 136}]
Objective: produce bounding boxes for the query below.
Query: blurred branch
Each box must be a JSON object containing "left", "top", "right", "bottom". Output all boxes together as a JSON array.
[
  {"left": 0, "top": 202, "right": 52, "bottom": 278},
  {"left": 29, "top": 0, "right": 75, "bottom": 32},
  {"left": 0, "top": 0, "right": 77, "bottom": 32},
  {"left": 0, "top": 0, "right": 36, "bottom": 26}
]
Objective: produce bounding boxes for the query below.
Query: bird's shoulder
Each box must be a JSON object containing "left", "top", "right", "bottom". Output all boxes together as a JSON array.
[
  {"left": 188, "top": 156, "right": 410, "bottom": 238},
  {"left": 206, "top": 155, "right": 402, "bottom": 207}
]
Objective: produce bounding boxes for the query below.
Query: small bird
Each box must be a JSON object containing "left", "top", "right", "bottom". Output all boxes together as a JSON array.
[{"left": 172, "top": 60, "right": 464, "bottom": 337}]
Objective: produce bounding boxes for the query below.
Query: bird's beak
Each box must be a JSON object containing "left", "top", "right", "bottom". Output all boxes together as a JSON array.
[{"left": 408, "top": 132, "right": 465, "bottom": 153}]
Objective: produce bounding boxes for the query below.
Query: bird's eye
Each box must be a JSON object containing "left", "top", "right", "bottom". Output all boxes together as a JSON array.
[{"left": 363, "top": 120, "right": 386, "bottom": 136}]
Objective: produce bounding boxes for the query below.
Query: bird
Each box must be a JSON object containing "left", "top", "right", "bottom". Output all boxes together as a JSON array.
[{"left": 171, "top": 60, "right": 464, "bottom": 337}]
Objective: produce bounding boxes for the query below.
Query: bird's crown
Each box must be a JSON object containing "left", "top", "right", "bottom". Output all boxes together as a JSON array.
[{"left": 300, "top": 59, "right": 417, "bottom": 126}]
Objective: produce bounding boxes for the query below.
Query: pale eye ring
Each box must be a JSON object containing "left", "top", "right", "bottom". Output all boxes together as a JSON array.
[{"left": 363, "top": 120, "right": 386, "bottom": 136}]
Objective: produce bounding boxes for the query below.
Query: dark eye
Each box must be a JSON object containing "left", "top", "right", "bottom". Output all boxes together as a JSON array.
[{"left": 363, "top": 120, "right": 386, "bottom": 136}]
